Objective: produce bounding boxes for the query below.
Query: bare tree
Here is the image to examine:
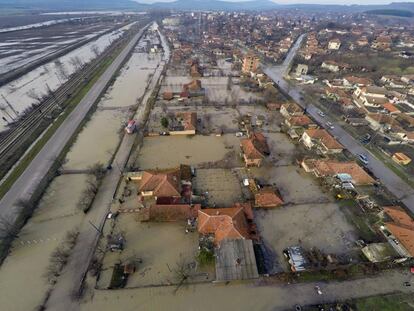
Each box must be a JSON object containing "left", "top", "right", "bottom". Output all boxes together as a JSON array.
[
  {"left": 54, "top": 59, "right": 69, "bottom": 80},
  {"left": 69, "top": 56, "right": 83, "bottom": 71},
  {"left": 26, "top": 89, "right": 42, "bottom": 103}
]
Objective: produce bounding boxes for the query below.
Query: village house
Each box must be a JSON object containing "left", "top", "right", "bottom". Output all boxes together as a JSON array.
[
  {"left": 353, "top": 86, "right": 389, "bottom": 108},
  {"left": 242, "top": 53, "right": 260, "bottom": 74},
  {"left": 197, "top": 203, "right": 258, "bottom": 245},
  {"left": 285, "top": 115, "right": 317, "bottom": 129},
  {"left": 132, "top": 166, "right": 193, "bottom": 205},
  {"left": 343, "top": 76, "right": 372, "bottom": 88},
  {"left": 328, "top": 38, "right": 341, "bottom": 50},
  {"left": 300, "top": 129, "right": 344, "bottom": 154},
  {"left": 240, "top": 132, "right": 270, "bottom": 167},
  {"left": 321, "top": 61, "right": 340, "bottom": 73},
  {"left": 169, "top": 112, "right": 197, "bottom": 135},
  {"left": 301, "top": 159, "right": 375, "bottom": 185},
  {"left": 382, "top": 206, "right": 414, "bottom": 258},
  {"left": 254, "top": 187, "right": 283, "bottom": 208},
  {"left": 365, "top": 113, "right": 405, "bottom": 136},
  {"left": 280, "top": 102, "right": 304, "bottom": 119}
]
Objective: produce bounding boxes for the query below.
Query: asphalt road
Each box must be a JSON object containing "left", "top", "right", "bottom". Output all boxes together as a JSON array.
[
  {"left": 263, "top": 34, "right": 414, "bottom": 213},
  {"left": 45, "top": 23, "right": 170, "bottom": 311},
  {"left": 0, "top": 24, "right": 149, "bottom": 224}
]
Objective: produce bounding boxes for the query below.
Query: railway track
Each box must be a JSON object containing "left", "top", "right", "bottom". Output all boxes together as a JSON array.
[{"left": 0, "top": 22, "right": 144, "bottom": 170}]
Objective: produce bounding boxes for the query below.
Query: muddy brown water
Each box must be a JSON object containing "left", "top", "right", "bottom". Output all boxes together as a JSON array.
[{"left": 0, "top": 174, "right": 88, "bottom": 311}]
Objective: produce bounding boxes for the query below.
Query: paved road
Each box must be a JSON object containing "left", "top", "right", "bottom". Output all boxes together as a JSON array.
[
  {"left": 45, "top": 23, "right": 170, "bottom": 311},
  {"left": 263, "top": 35, "right": 414, "bottom": 212},
  {"left": 0, "top": 24, "right": 150, "bottom": 224}
]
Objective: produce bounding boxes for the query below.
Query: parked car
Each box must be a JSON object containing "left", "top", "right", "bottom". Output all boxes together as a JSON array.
[
  {"left": 326, "top": 121, "right": 334, "bottom": 129},
  {"left": 318, "top": 110, "right": 326, "bottom": 117},
  {"left": 358, "top": 154, "right": 369, "bottom": 166}
]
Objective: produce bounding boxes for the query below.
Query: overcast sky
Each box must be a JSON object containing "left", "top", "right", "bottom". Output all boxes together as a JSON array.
[{"left": 137, "top": 0, "right": 414, "bottom": 4}]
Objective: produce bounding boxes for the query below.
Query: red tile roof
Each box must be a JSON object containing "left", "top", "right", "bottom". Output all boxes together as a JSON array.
[
  {"left": 138, "top": 169, "right": 181, "bottom": 197},
  {"left": 198, "top": 203, "right": 253, "bottom": 245},
  {"left": 304, "top": 129, "right": 344, "bottom": 150},
  {"left": 384, "top": 206, "right": 414, "bottom": 257},
  {"left": 240, "top": 132, "right": 270, "bottom": 160},
  {"left": 255, "top": 187, "right": 283, "bottom": 208}
]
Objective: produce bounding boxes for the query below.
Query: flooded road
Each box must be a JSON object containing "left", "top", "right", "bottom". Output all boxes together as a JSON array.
[
  {"left": 63, "top": 34, "right": 162, "bottom": 169},
  {"left": 0, "top": 174, "right": 88, "bottom": 311},
  {"left": 0, "top": 24, "right": 163, "bottom": 311}
]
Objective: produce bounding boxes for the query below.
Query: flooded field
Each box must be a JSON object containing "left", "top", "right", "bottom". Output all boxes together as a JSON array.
[
  {"left": 250, "top": 165, "right": 357, "bottom": 272},
  {"left": 0, "top": 18, "right": 124, "bottom": 75},
  {"left": 0, "top": 174, "right": 88, "bottom": 311},
  {"left": 63, "top": 109, "right": 125, "bottom": 170},
  {"left": 134, "top": 134, "right": 241, "bottom": 170},
  {"left": 0, "top": 22, "right": 137, "bottom": 130},
  {"left": 98, "top": 215, "right": 206, "bottom": 288},
  {"left": 256, "top": 201, "right": 358, "bottom": 273},
  {"left": 160, "top": 76, "right": 260, "bottom": 103}
]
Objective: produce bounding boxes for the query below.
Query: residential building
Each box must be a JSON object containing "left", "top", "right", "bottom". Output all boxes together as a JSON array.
[
  {"left": 300, "top": 129, "right": 344, "bottom": 154},
  {"left": 328, "top": 38, "right": 341, "bottom": 50},
  {"left": 301, "top": 159, "right": 375, "bottom": 185},
  {"left": 280, "top": 102, "right": 304, "bottom": 118},
  {"left": 240, "top": 132, "right": 270, "bottom": 167},
  {"left": 242, "top": 54, "right": 260, "bottom": 74},
  {"left": 382, "top": 206, "right": 414, "bottom": 258},
  {"left": 254, "top": 187, "right": 283, "bottom": 208},
  {"left": 197, "top": 203, "right": 257, "bottom": 245}
]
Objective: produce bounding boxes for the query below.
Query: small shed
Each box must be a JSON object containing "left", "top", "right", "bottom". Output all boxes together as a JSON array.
[{"left": 215, "top": 239, "right": 259, "bottom": 282}]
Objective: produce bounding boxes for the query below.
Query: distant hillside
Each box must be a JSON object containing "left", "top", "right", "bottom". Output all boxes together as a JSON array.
[
  {"left": 0, "top": 0, "right": 147, "bottom": 11},
  {"left": 365, "top": 9, "right": 414, "bottom": 17},
  {"left": 1, "top": 0, "right": 414, "bottom": 14},
  {"left": 150, "top": 0, "right": 279, "bottom": 11}
]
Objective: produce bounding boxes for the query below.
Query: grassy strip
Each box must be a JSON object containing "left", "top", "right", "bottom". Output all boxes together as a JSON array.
[
  {"left": 0, "top": 56, "right": 115, "bottom": 200},
  {"left": 354, "top": 293, "right": 414, "bottom": 311}
]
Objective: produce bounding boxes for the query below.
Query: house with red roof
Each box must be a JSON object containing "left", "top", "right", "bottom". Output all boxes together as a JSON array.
[
  {"left": 197, "top": 203, "right": 258, "bottom": 245},
  {"left": 382, "top": 206, "right": 414, "bottom": 258},
  {"left": 240, "top": 132, "right": 270, "bottom": 167},
  {"left": 300, "top": 129, "right": 344, "bottom": 154},
  {"left": 254, "top": 187, "right": 284, "bottom": 208}
]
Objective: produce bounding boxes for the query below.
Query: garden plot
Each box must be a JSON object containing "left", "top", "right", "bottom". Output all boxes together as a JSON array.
[
  {"left": 255, "top": 202, "right": 358, "bottom": 272},
  {"left": 97, "top": 215, "right": 211, "bottom": 288},
  {"left": 193, "top": 168, "right": 244, "bottom": 207},
  {"left": 134, "top": 134, "right": 241, "bottom": 170}
]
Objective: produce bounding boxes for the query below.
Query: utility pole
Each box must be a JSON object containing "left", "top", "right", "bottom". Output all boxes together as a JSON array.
[{"left": 1, "top": 94, "right": 18, "bottom": 118}]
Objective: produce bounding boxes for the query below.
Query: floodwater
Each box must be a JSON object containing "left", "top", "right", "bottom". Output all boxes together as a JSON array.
[
  {"left": 0, "top": 22, "right": 136, "bottom": 130},
  {"left": 0, "top": 174, "right": 88, "bottom": 311},
  {"left": 63, "top": 109, "right": 125, "bottom": 170},
  {"left": 99, "top": 52, "right": 161, "bottom": 109},
  {"left": 161, "top": 76, "right": 259, "bottom": 103},
  {"left": 98, "top": 216, "right": 202, "bottom": 288},
  {"left": 135, "top": 135, "right": 240, "bottom": 170},
  {"left": 64, "top": 35, "right": 161, "bottom": 170}
]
